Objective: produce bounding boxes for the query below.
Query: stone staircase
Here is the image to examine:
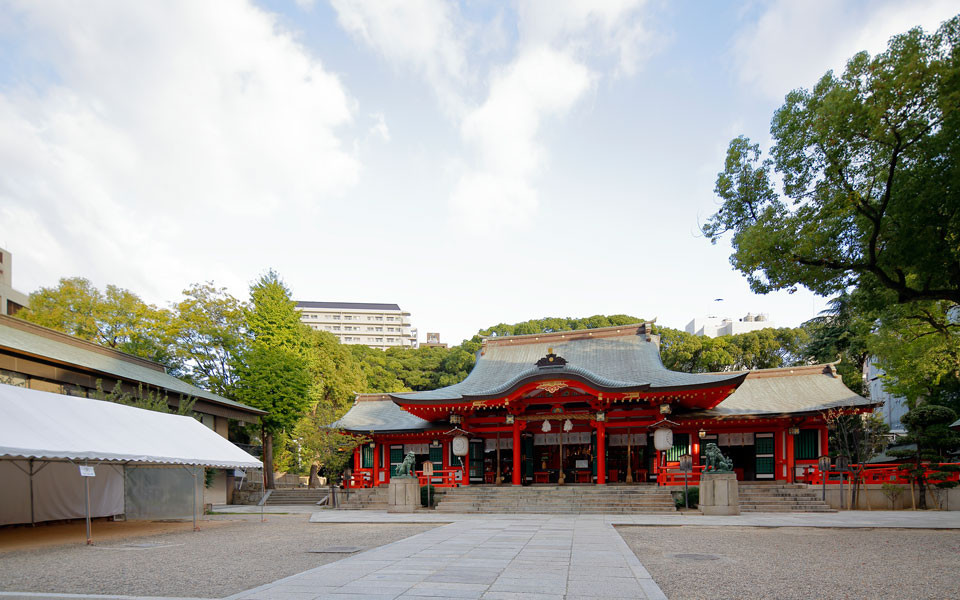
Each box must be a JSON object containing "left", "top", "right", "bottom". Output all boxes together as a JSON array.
[
  {"left": 738, "top": 482, "right": 836, "bottom": 512},
  {"left": 337, "top": 486, "right": 390, "bottom": 510},
  {"left": 435, "top": 485, "right": 677, "bottom": 514},
  {"left": 263, "top": 488, "right": 331, "bottom": 506}
]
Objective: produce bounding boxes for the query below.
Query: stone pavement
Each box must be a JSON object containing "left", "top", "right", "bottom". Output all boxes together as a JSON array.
[
  {"left": 226, "top": 514, "right": 664, "bottom": 600},
  {"left": 3, "top": 508, "right": 957, "bottom": 600}
]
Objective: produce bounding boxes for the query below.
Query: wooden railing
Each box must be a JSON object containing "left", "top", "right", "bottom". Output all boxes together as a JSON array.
[
  {"left": 656, "top": 465, "right": 705, "bottom": 486},
  {"left": 800, "top": 462, "right": 960, "bottom": 486},
  {"left": 417, "top": 469, "right": 464, "bottom": 488}
]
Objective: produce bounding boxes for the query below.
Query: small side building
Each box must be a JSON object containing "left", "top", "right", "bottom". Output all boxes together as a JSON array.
[{"left": 0, "top": 314, "right": 266, "bottom": 504}]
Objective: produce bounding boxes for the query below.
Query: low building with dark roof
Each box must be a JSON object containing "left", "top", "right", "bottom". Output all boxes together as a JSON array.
[
  {"left": 0, "top": 314, "right": 265, "bottom": 503},
  {"left": 334, "top": 323, "right": 873, "bottom": 489}
]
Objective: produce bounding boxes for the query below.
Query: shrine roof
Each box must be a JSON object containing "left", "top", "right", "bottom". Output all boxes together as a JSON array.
[
  {"left": 391, "top": 324, "right": 746, "bottom": 404},
  {"left": 332, "top": 394, "right": 433, "bottom": 433},
  {"left": 694, "top": 364, "right": 875, "bottom": 417}
]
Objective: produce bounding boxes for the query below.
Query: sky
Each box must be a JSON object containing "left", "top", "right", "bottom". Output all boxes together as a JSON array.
[{"left": 1, "top": 0, "right": 957, "bottom": 345}]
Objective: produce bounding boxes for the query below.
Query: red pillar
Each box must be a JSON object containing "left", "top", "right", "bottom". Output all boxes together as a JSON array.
[
  {"left": 512, "top": 418, "right": 522, "bottom": 486},
  {"left": 692, "top": 437, "right": 701, "bottom": 468},
  {"left": 372, "top": 442, "right": 379, "bottom": 487},
  {"left": 382, "top": 444, "right": 390, "bottom": 484},
  {"left": 786, "top": 432, "right": 795, "bottom": 483},
  {"left": 820, "top": 427, "right": 829, "bottom": 458},
  {"left": 774, "top": 428, "right": 785, "bottom": 481},
  {"left": 597, "top": 421, "right": 606, "bottom": 485}
]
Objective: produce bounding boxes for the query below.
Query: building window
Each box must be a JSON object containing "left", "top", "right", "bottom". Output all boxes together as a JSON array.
[
  {"left": 386, "top": 316, "right": 395, "bottom": 321},
  {"left": 375, "top": 337, "right": 383, "bottom": 342},
  {"left": 376, "top": 316, "right": 383, "bottom": 321},
  {"left": 332, "top": 315, "right": 340, "bottom": 320},
  {"left": 794, "top": 429, "right": 819, "bottom": 460}
]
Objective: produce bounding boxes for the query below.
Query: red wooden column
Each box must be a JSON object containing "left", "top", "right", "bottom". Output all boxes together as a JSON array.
[
  {"left": 382, "top": 444, "right": 390, "bottom": 484},
  {"left": 774, "top": 428, "right": 785, "bottom": 481},
  {"left": 512, "top": 418, "right": 522, "bottom": 486},
  {"left": 692, "top": 436, "right": 701, "bottom": 468},
  {"left": 596, "top": 421, "right": 607, "bottom": 485},
  {"left": 462, "top": 441, "right": 470, "bottom": 486},
  {"left": 372, "top": 442, "right": 380, "bottom": 487},
  {"left": 785, "top": 432, "right": 795, "bottom": 483},
  {"left": 820, "top": 427, "right": 829, "bottom": 458}
]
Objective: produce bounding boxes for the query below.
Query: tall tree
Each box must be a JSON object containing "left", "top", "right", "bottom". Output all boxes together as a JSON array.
[
  {"left": 20, "top": 277, "right": 178, "bottom": 371},
  {"left": 230, "top": 271, "right": 313, "bottom": 488},
  {"left": 171, "top": 282, "right": 246, "bottom": 397},
  {"left": 703, "top": 17, "right": 960, "bottom": 307},
  {"left": 802, "top": 292, "right": 874, "bottom": 395}
]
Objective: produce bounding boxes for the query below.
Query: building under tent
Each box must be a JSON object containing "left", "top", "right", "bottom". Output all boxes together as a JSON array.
[{"left": 0, "top": 384, "right": 262, "bottom": 530}]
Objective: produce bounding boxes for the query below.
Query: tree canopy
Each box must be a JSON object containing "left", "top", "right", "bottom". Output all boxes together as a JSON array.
[{"left": 704, "top": 17, "right": 960, "bottom": 306}]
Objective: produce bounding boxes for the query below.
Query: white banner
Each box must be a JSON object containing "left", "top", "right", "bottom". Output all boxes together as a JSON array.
[
  {"left": 534, "top": 434, "right": 547, "bottom": 446},
  {"left": 717, "top": 434, "right": 729, "bottom": 446},
  {"left": 742, "top": 432, "right": 754, "bottom": 445}
]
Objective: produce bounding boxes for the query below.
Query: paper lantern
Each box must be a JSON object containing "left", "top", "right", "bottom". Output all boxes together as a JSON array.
[
  {"left": 452, "top": 435, "right": 469, "bottom": 456},
  {"left": 653, "top": 427, "right": 674, "bottom": 451}
]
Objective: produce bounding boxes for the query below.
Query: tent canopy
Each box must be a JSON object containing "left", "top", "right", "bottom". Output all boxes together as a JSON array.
[{"left": 0, "top": 384, "right": 262, "bottom": 468}]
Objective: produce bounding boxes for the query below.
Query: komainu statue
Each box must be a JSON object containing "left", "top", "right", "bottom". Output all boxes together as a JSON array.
[
  {"left": 703, "top": 443, "right": 734, "bottom": 473},
  {"left": 394, "top": 451, "right": 417, "bottom": 478}
]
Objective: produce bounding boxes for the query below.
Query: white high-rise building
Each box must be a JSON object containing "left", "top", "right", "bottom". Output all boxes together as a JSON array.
[
  {"left": 296, "top": 301, "right": 418, "bottom": 350},
  {"left": 0, "top": 247, "right": 29, "bottom": 316},
  {"left": 685, "top": 312, "right": 773, "bottom": 337}
]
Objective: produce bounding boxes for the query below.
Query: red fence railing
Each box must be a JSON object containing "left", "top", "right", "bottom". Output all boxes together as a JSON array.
[
  {"left": 417, "top": 469, "right": 464, "bottom": 488},
  {"left": 800, "top": 462, "right": 960, "bottom": 486},
  {"left": 656, "top": 465, "right": 704, "bottom": 486}
]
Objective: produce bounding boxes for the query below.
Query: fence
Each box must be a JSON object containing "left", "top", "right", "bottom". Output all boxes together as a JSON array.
[{"left": 800, "top": 462, "right": 960, "bottom": 486}]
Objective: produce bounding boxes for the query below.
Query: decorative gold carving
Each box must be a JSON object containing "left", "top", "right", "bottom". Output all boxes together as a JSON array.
[{"left": 536, "top": 381, "right": 567, "bottom": 394}]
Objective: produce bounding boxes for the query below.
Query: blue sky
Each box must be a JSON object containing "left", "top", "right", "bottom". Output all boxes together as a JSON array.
[{"left": 1, "top": 1, "right": 957, "bottom": 345}]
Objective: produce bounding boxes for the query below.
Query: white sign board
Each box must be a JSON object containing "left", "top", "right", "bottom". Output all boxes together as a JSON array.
[
  {"left": 78, "top": 465, "right": 96, "bottom": 477},
  {"left": 422, "top": 461, "right": 434, "bottom": 476}
]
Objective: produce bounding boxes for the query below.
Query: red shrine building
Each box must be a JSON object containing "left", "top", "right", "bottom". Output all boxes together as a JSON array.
[{"left": 334, "top": 323, "right": 873, "bottom": 488}]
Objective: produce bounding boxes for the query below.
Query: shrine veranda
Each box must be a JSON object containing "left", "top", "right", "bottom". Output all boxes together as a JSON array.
[{"left": 333, "top": 323, "right": 874, "bottom": 488}]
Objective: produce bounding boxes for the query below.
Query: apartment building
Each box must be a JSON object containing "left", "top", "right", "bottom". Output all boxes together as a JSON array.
[
  {"left": 685, "top": 312, "right": 773, "bottom": 337},
  {"left": 0, "top": 247, "right": 29, "bottom": 316},
  {"left": 296, "top": 301, "right": 418, "bottom": 350}
]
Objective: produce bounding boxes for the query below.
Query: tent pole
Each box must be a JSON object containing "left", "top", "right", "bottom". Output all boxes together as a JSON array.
[
  {"left": 193, "top": 467, "right": 199, "bottom": 532},
  {"left": 29, "top": 459, "right": 35, "bottom": 526},
  {"left": 84, "top": 471, "right": 92, "bottom": 545}
]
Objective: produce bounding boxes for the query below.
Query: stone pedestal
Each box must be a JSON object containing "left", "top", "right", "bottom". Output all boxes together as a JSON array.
[
  {"left": 699, "top": 472, "right": 739, "bottom": 516},
  {"left": 387, "top": 478, "right": 420, "bottom": 513}
]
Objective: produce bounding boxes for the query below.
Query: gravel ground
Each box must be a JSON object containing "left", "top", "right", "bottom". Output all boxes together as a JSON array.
[
  {"left": 0, "top": 514, "right": 437, "bottom": 598},
  {"left": 617, "top": 525, "right": 960, "bottom": 600}
]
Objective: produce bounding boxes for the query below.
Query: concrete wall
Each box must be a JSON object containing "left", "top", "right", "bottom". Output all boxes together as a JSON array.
[{"left": 821, "top": 484, "right": 959, "bottom": 510}]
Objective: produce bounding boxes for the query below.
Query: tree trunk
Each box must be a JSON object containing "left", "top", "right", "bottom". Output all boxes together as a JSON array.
[
  {"left": 309, "top": 463, "right": 320, "bottom": 488},
  {"left": 263, "top": 430, "right": 276, "bottom": 490},
  {"left": 916, "top": 451, "right": 926, "bottom": 510}
]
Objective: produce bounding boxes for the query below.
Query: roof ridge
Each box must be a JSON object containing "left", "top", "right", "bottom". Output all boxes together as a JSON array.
[
  {"left": 0, "top": 314, "right": 166, "bottom": 372},
  {"left": 482, "top": 322, "right": 653, "bottom": 346}
]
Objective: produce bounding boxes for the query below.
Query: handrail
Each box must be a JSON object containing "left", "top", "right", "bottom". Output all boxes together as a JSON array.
[
  {"left": 416, "top": 468, "right": 464, "bottom": 488},
  {"left": 799, "top": 462, "right": 960, "bottom": 486},
  {"left": 656, "top": 465, "right": 704, "bottom": 487}
]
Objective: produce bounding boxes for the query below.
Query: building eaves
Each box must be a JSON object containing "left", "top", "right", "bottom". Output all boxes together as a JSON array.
[{"left": 0, "top": 315, "right": 265, "bottom": 416}]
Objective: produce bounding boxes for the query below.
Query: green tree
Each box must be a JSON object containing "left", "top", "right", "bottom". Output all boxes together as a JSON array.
[
  {"left": 889, "top": 404, "right": 960, "bottom": 509},
  {"left": 20, "top": 277, "right": 178, "bottom": 371},
  {"left": 171, "top": 282, "right": 246, "bottom": 397},
  {"left": 231, "top": 344, "right": 312, "bottom": 488},
  {"left": 703, "top": 17, "right": 960, "bottom": 306},
  {"left": 802, "top": 292, "right": 874, "bottom": 395},
  {"left": 869, "top": 299, "right": 960, "bottom": 414},
  {"left": 230, "top": 271, "right": 313, "bottom": 488}
]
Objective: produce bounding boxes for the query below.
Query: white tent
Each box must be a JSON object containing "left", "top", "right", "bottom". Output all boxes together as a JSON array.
[{"left": 0, "top": 384, "right": 261, "bottom": 535}]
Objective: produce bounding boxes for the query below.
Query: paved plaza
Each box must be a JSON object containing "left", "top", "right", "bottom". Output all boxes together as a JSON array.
[{"left": 1, "top": 508, "right": 958, "bottom": 600}]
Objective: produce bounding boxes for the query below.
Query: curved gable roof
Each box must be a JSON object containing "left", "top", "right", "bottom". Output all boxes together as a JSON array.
[{"left": 392, "top": 324, "right": 746, "bottom": 403}]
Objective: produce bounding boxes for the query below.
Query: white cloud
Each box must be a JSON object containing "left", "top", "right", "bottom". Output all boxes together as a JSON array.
[
  {"left": 329, "top": 0, "right": 656, "bottom": 231},
  {"left": 734, "top": 0, "right": 959, "bottom": 100},
  {"left": 517, "top": 0, "right": 655, "bottom": 76},
  {"left": 0, "top": 0, "right": 358, "bottom": 298},
  {"left": 368, "top": 112, "right": 391, "bottom": 142},
  {"left": 451, "top": 48, "right": 593, "bottom": 230},
  {"left": 330, "top": 0, "right": 468, "bottom": 115}
]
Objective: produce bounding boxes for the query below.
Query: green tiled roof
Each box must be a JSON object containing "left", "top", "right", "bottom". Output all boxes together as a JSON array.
[
  {"left": 332, "top": 397, "right": 434, "bottom": 433},
  {"left": 0, "top": 316, "right": 264, "bottom": 415},
  {"left": 692, "top": 365, "right": 873, "bottom": 417},
  {"left": 392, "top": 326, "right": 746, "bottom": 403}
]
